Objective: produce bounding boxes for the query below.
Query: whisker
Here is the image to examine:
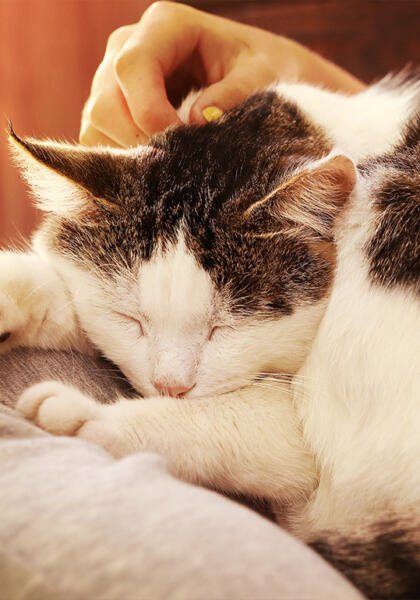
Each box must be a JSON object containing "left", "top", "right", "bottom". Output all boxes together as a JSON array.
[
  {"left": 22, "top": 279, "right": 52, "bottom": 303},
  {"left": 249, "top": 382, "right": 292, "bottom": 394}
]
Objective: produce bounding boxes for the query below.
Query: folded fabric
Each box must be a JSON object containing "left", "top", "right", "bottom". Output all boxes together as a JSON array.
[{"left": 0, "top": 349, "right": 363, "bottom": 599}]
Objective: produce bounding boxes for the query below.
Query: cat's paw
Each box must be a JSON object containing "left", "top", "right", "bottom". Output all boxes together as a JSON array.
[
  {"left": 0, "top": 252, "right": 78, "bottom": 353},
  {"left": 17, "top": 381, "right": 101, "bottom": 435},
  {"left": 16, "top": 381, "right": 133, "bottom": 457},
  {"left": 0, "top": 252, "right": 37, "bottom": 352}
]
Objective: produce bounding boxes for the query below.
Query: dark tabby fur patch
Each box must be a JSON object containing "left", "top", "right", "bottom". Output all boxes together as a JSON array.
[
  {"left": 29, "top": 92, "right": 334, "bottom": 317},
  {"left": 310, "top": 519, "right": 420, "bottom": 599},
  {"left": 9, "top": 125, "right": 135, "bottom": 207},
  {"left": 362, "top": 109, "right": 420, "bottom": 293}
]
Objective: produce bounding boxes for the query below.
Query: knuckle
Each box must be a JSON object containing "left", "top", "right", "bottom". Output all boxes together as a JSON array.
[
  {"left": 113, "top": 49, "right": 133, "bottom": 79},
  {"left": 230, "top": 79, "right": 253, "bottom": 100},
  {"left": 106, "top": 25, "right": 133, "bottom": 51},
  {"left": 81, "top": 87, "right": 108, "bottom": 130},
  {"left": 78, "top": 129, "right": 91, "bottom": 145},
  {"left": 87, "top": 101, "right": 106, "bottom": 129},
  {"left": 143, "top": 1, "right": 178, "bottom": 18},
  {"left": 131, "top": 104, "right": 155, "bottom": 126},
  {"left": 80, "top": 99, "right": 91, "bottom": 128}
]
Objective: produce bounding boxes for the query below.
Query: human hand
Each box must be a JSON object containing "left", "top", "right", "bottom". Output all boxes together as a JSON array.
[{"left": 80, "top": 1, "right": 364, "bottom": 147}]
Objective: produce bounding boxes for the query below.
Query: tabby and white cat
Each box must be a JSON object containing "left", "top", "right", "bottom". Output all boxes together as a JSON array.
[{"left": 4, "top": 73, "right": 420, "bottom": 598}]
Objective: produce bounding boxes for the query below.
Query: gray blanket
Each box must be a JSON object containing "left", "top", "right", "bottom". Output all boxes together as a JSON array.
[{"left": 0, "top": 348, "right": 363, "bottom": 599}]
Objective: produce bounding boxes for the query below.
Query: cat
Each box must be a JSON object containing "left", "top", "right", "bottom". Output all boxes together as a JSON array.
[{"left": 4, "top": 71, "right": 420, "bottom": 598}]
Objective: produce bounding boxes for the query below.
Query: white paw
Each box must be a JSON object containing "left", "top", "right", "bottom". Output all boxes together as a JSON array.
[
  {"left": 0, "top": 252, "right": 79, "bottom": 353},
  {"left": 16, "top": 381, "right": 134, "bottom": 458},
  {"left": 16, "top": 381, "right": 101, "bottom": 435}
]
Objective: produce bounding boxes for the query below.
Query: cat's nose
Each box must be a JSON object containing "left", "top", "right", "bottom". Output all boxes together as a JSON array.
[{"left": 153, "top": 380, "right": 196, "bottom": 398}]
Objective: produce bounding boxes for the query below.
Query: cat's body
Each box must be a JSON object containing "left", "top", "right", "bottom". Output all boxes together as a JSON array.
[
  {"left": 4, "top": 73, "right": 420, "bottom": 597},
  {"left": 288, "top": 97, "right": 420, "bottom": 595}
]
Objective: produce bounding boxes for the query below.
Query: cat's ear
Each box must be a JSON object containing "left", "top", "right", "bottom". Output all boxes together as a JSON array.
[
  {"left": 242, "top": 154, "right": 357, "bottom": 241},
  {"left": 8, "top": 126, "right": 130, "bottom": 219}
]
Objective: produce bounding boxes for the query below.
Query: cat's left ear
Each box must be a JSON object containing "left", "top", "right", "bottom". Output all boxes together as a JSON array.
[
  {"left": 242, "top": 154, "right": 357, "bottom": 241},
  {"left": 8, "top": 126, "right": 134, "bottom": 219}
]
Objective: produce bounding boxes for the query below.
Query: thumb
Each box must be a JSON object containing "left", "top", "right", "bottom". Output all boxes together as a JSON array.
[{"left": 189, "top": 71, "right": 256, "bottom": 124}]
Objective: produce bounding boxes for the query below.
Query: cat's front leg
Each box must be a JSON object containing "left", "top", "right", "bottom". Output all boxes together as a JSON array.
[
  {"left": 17, "top": 380, "right": 317, "bottom": 504},
  {"left": 0, "top": 251, "right": 88, "bottom": 353}
]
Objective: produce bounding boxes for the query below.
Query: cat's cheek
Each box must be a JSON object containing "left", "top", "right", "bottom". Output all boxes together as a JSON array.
[
  {"left": 189, "top": 377, "right": 246, "bottom": 398},
  {"left": 192, "top": 355, "right": 254, "bottom": 397},
  {"left": 117, "top": 366, "right": 156, "bottom": 398},
  {"left": 100, "top": 334, "right": 153, "bottom": 396}
]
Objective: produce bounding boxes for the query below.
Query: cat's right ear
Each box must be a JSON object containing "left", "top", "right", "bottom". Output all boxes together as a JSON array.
[
  {"left": 8, "top": 126, "right": 135, "bottom": 220},
  {"left": 241, "top": 153, "right": 357, "bottom": 242}
]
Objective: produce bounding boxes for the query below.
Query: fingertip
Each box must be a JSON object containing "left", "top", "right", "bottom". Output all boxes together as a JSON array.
[
  {"left": 189, "top": 86, "right": 235, "bottom": 124},
  {"left": 189, "top": 100, "right": 208, "bottom": 125},
  {"left": 130, "top": 94, "right": 183, "bottom": 136},
  {"left": 140, "top": 107, "right": 182, "bottom": 136},
  {"left": 79, "top": 125, "right": 123, "bottom": 148},
  {"left": 189, "top": 74, "right": 255, "bottom": 125},
  {"left": 190, "top": 103, "right": 224, "bottom": 125},
  {"left": 202, "top": 106, "right": 224, "bottom": 122}
]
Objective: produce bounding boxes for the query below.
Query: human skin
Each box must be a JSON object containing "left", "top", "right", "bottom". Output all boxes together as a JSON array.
[{"left": 80, "top": 1, "right": 366, "bottom": 147}]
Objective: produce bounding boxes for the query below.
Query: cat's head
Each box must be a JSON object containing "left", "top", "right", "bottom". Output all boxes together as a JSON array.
[{"left": 10, "top": 91, "right": 356, "bottom": 398}]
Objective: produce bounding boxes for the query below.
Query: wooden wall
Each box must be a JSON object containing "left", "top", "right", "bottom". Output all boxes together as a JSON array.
[
  {"left": 1, "top": 0, "right": 419, "bottom": 247},
  {"left": 0, "top": 0, "right": 153, "bottom": 247},
  {"left": 195, "top": 0, "right": 420, "bottom": 84}
]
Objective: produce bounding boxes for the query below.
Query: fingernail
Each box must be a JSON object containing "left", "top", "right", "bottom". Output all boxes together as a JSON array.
[{"left": 202, "top": 106, "right": 223, "bottom": 122}]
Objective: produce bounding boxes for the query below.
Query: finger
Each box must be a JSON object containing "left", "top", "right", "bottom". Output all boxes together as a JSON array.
[
  {"left": 81, "top": 35, "right": 148, "bottom": 147},
  {"left": 79, "top": 124, "right": 121, "bottom": 148},
  {"left": 113, "top": 4, "right": 203, "bottom": 135},
  {"left": 85, "top": 64, "right": 149, "bottom": 146},
  {"left": 189, "top": 79, "right": 250, "bottom": 124},
  {"left": 105, "top": 24, "right": 136, "bottom": 54},
  {"left": 115, "top": 54, "right": 182, "bottom": 136},
  {"left": 189, "top": 62, "right": 275, "bottom": 124},
  {"left": 80, "top": 25, "right": 147, "bottom": 147}
]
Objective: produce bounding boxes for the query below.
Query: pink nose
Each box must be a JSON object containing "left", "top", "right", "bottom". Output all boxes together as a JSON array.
[{"left": 153, "top": 381, "right": 196, "bottom": 398}]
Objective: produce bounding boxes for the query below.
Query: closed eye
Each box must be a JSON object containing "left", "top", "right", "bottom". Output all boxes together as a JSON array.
[
  {"left": 208, "top": 325, "right": 234, "bottom": 341},
  {"left": 113, "top": 311, "right": 144, "bottom": 337},
  {"left": 208, "top": 326, "right": 219, "bottom": 341}
]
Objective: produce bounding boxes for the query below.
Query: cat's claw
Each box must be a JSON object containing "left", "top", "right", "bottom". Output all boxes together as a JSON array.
[{"left": 16, "top": 381, "right": 134, "bottom": 458}]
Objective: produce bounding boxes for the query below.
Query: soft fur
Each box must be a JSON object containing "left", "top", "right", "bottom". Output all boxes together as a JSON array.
[{"left": 4, "top": 72, "right": 420, "bottom": 598}]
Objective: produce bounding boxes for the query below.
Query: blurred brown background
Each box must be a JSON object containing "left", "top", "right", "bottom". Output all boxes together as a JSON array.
[{"left": 1, "top": 0, "right": 419, "bottom": 247}]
